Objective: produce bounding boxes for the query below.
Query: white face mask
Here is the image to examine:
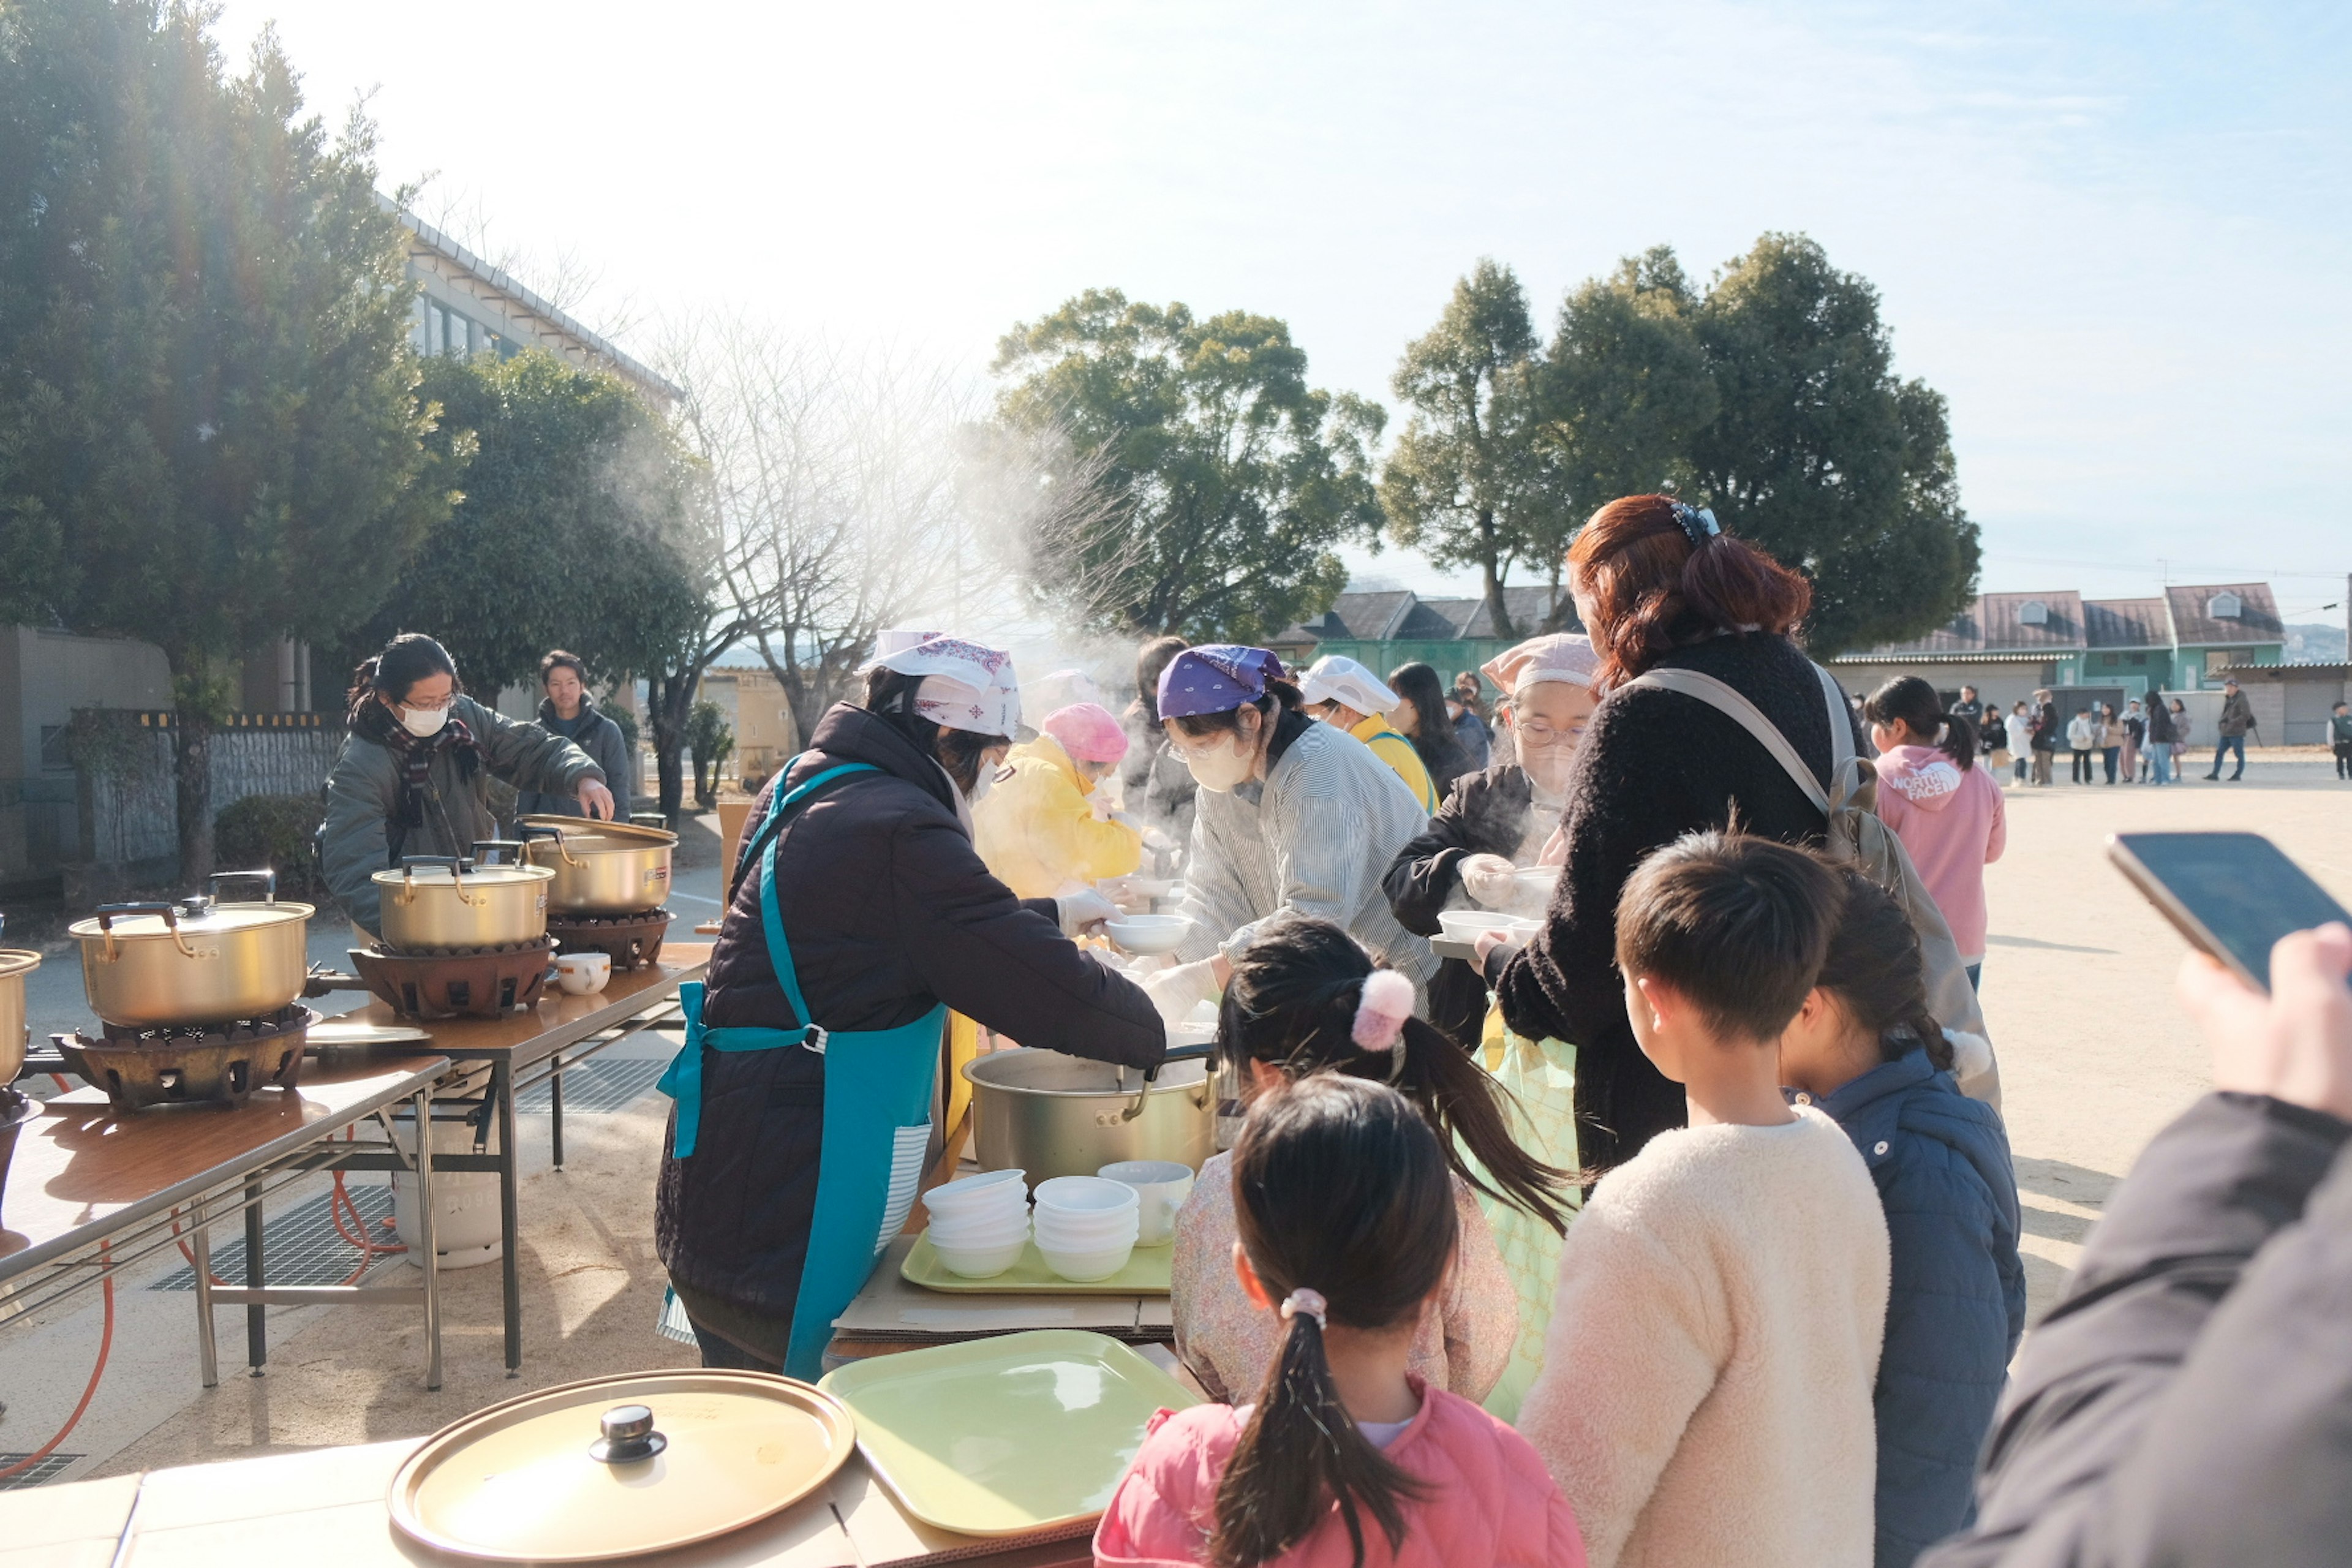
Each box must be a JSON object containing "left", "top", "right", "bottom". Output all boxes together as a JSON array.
[
  {"left": 1184, "top": 736, "right": 1256, "bottom": 793},
  {"left": 400, "top": 703, "right": 449, "bottom": 739},
  {"left": 967, "top": 764, "right": 1001, "bottom": 805}
]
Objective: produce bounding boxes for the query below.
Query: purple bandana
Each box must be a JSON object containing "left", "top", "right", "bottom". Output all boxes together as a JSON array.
[{"left": 1157, "top": 645, "right": 1286, "bottom": 720}]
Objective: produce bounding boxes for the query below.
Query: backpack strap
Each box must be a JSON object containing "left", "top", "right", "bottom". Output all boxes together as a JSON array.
[{"left": 1627, "top": 667, "right": 1831, "bottom": 815}]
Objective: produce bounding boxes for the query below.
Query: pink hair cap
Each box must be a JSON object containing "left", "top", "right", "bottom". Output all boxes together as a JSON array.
[
  {"left": 1043, "top": 702, "right": 1128, "bottom": 764},
  {"left": 1352, "top": 969, "right": 1414, "bottom": 1052}
]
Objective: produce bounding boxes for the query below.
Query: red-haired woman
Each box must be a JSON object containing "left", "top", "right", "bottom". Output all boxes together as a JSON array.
[{"left": 1481, "top": 496, "right": 1861, "bottom": 1174}]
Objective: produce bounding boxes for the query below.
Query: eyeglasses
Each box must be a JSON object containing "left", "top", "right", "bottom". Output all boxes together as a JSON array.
[
  {"left": 401, "top": 691, "right": 457, "bottom": 712},
  {"left": 1515, "top": 720, "right": 1583, "bottom": 747},
  {"left": 1164, "top": 730, "right": 1234, "bottom": 761}
]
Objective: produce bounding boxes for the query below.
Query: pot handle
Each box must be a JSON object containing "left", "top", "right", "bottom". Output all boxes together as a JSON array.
[
  {"left": 514, "top": 823, "right": 585, "bottom": 867},
  {"left": 93, "top": 901, "right": 194, "bottom": 962},
  {"left": 396, "top": 856, "right": 472, "bottom": 907},
  {"left": 470, "top": 840, "right": 529, "bottom": 867},
  {"left": 207, "top": 869, "right": 277, "bottom": 905},
  {"left": 1122, "top": 1041, "right": 1215, "bottom": 1121}
]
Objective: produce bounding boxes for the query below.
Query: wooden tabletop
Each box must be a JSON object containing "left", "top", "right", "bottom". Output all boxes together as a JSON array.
[
  {"left": 0, "top": 1053, "right": 452, "bottom": 1284},
  {"left": 0, "top": 1433, "right": 1094, "bottom": 1568},
  {"left": 338, "top": 943, "right": 710, "bottom": 1072}
]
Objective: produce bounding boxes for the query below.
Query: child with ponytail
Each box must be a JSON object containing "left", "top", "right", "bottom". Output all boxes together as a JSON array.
[
  {"left": 1861, "top": 674, "right": 2005, "bottom": 990},
  {"left": 1776, "top": 869, "right": 2024, "bottom": 1568},
  {"left": 1169, "top": 915, "right": 1572, "bottom": 1408},
  {"left": 1097, "top": 1075, "right": 1583, "bottom": 1568}
]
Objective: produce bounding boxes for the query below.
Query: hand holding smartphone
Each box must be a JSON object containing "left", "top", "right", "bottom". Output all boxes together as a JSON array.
[{"left": 2109, "top": 832, "right": 2352, "bottom": 991}]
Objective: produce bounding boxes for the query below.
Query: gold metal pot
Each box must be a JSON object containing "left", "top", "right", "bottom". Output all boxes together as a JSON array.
[
  {"left": 374, "top": 845, "right": 554, "bottom": 953},
  {"left": 0, "top": 938, "right": 39, "bottom": 1087},
  {"left": 516, "top": 816, "right": 675, "bottom": 918},
  {"left": 69, "top": 872, "right": 312, "bottom": 1028},
  {"left": 963, "top": 1047, "right": 1215, "bottom": 1184}
]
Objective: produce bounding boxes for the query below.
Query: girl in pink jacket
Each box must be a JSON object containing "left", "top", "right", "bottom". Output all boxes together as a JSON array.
[
  {"left": 1863, "top": 677, "right": 2007, "bottom": 988},
  {"left": 1095, "top": 1074, "right": 1584, "bottom": 1568}
]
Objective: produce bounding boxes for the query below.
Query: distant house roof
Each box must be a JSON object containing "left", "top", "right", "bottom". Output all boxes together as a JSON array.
[
  {"left": 1412, "top": 598, "right": 1483, "bottom": 638},
  {"left": 1291, "top": 590, "right": 1417, "bottom": 643},
  {"left": 1841, "top": 590, "right": 2087, "bottom": 660},
  {"left": 2084, "top": 598, "right": 2168, "bottom": 649},
  {"left": 1275, "top": 584, "right": 1585, "bottom": 649},
  {"left": 391, "top": 203, "right": 681, "bottom": 404},
  {"left": 2164, "top": 582, "right": 2282, "bottom": 647},
  {"left": 1461, "top": 586, "right": 1580, "bottom": 639}
]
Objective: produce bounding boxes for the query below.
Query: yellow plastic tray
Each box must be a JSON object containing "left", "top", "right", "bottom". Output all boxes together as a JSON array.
[
  {"left": 900, "top": 1233, "right": 1172, "bottom": 1295},
  {"left": 818, "top": 1329, "right": 1197, "bottom": 1537}
]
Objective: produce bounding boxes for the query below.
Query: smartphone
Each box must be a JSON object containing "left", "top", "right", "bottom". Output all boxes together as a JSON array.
[{"left": 2109, "top": 831, "right": 2352, "bottom": 990}]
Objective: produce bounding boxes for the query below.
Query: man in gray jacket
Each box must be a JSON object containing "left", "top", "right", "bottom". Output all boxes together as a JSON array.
[
  {"left": 2203, "top": 677, "right": 2255, "bottom": 782},
  {"left": 516, "top": 650, "right": 635, "bottom": 817},
  {"left": 319, "top": 634, "right": 611, "bottom": 937}
]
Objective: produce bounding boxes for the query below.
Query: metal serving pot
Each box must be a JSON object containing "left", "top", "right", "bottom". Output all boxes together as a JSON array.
[
  {"left": 0, "top": 918, "right": 39, "bottom": 1085},
  {"left": 516, "top": 816, "right": 675, "bottom": 917},
  {"left": 963, "top": 1044, "right": 1215, "bottom": 1184},
  {"left": 69, "top": 871, "right": 312, "bottom": 1028},
  {"left": 374, "top": 843, "right": 554, "bottom": 953}
]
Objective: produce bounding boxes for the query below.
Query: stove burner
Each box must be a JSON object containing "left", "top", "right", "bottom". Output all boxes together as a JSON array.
[
  {"left": 55, "top": 1003, "right": 317, "bottom": 1112},
  {"left": 352, "top": 937, "right": 556, "bottom": 1020},
  {"left": 548, "top": 908, "right": 671, "bottom": 971}
]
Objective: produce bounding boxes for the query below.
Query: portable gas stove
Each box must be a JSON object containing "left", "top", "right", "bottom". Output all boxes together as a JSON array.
[
  {"left": 337, "top": 937, "right": 558, "bottom": 1021},
  {"left": 51, "top": 1002, "right": 318, "bottom": 1111},
  {"left": 546, "top": 908, "right": 671, "bottom": 971}
]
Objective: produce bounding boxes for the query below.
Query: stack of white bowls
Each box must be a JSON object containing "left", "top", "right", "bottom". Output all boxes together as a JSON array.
[
  {"left": 1031, "top": 1175, "right": 1140, "bottom": 1281},
  {"left": 920, "top": 1168, "right": 1030, "bottom": 1278}
]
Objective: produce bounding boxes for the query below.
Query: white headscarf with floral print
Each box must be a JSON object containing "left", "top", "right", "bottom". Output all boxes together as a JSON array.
[{"left": 872, "top": 636, "right": 1022, "bottom": 739}]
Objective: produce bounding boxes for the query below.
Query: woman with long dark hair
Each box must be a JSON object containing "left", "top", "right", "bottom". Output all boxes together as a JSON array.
[
  {"left": 1486, "top": 495, "right": 1860, "bottom": 1175},
  {"left": 318, "top": 632, "right": 616, "bottom": 937},
  {"left": 1169, "top": 914, "right": 1569, "bottom": 1410},
  {"left": 1100, "top": 1075, "right": 1581, "bottom": 1568},
  {"left": 1863, "top": 674, "right": 2005, "bottom": 991},
  {"left": 1385, "top": 662, "right": 1474, "bottom": 804},
  {"left": 657, "top": 634, "right": 1163, "bottom": 1377}
]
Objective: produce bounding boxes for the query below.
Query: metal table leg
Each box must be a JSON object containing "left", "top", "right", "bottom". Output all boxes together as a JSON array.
[
  {"left": 412, "top": 1087, "right": 442, "bottom": 1391},
  {"left": 190, "top": 1192, "right": 218, "bottom": 1389},
  {"left": 551, "top": 1053, "right": 565, "bottom": 1172},
  {"left": 243, "top": 1177, "right": 266, "bottom": 1374},
  {"left": 494, "top": 1057, "right": 522, "bottom": 1375}
]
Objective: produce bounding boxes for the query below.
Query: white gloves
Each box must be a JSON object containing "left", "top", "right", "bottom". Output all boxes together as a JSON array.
[
  {"left": 1458, "top": 853, "right": 1520, "bottom": 909},
  {"left": 1142, "top": 959, "right": 1221, "bottom": 1027},
  {"left": 1056, "top": 889, "right": 1118, "bottom": 935}
]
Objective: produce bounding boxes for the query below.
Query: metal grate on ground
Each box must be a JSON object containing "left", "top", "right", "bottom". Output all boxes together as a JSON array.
[
  {"left": 516, "top": 1057, "right": 669, "bottom": 1115},
  {"left": 151, "top": 1185, "right": 399, "bottom": 1292},
  {"left": 0, "top": 1454, "right": 83, "bottom": 1490}
]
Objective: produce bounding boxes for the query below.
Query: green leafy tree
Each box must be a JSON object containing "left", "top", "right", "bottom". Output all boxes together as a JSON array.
[
  {"left": 0, "top": 0, "right": 457, "bottom": 882},
  {"left": 1380, "top": 260, "right": 1562, "bottom": 638},
  {"left": 1534, "top": 247, "right": 1719, "bottom": 611},
  {"left": 993, "top": 289, "right": 1385, "bottom": 643},
  {"left": 685, "top": 699, "right": 734, "bottom": 809},
  {"left": 1690, "top": 233, "right": 1977, "bottom": 655}
]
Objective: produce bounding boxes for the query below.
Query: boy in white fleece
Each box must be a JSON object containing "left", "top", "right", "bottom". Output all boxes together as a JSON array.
[{"left": 1519, "top": 831, "right": 1891, "bottom": 1568}]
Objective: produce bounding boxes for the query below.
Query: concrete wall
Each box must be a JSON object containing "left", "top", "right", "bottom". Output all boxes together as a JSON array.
[
  {"left": 0, "top": 628, "right": 172, "bottom": 878},
  {"left": 1826, "top": 658, "right": 2068, "bottom": 715},
  {"left": 73, "top": 718, "right": 347, "bottom": 889}
]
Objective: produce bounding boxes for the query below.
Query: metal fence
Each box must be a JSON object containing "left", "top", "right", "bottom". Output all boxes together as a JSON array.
[{"left": 73, "top": 713, "right": 345, "bottom": 872}]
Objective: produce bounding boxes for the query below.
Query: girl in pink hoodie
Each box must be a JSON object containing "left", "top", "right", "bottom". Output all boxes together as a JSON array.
[
  {"left": 1095, "top": 1075, "right": 1583, "bottom": 1568},
  {"left": 1863, "top": 676, "right": 2007, "bottom": 989}
]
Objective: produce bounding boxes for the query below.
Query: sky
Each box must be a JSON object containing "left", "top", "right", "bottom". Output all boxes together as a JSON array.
[{"left": 210, "top": 0, "right": 2352, "bottom": 622}]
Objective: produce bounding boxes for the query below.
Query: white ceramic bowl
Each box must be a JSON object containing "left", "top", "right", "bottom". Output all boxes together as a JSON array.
[
  {"left": 1103, "top": 914, "right": 1192, "bottom": 956},
  {"left": 1513, "top": 865, "right": 1563, "bottom": 895},
  {"left": 921, "top": 1169, "right": 1028, "bottom": 1219},
  {"left": 1032, "top": 1176, "right": 1141, "bottom": 1216},
  {"left": 928, "top": 1208, "right": 1031, "bottom": 1242},
  {"left": 931, "top": 1234, "right": 1030, "bottom": 1278},
  {"left": 1097, "top": 1160, "right": 1195, "bottom": 1246},
  {"left": 1437, "top": 908, "right": 1518, "bottom": 943},
  {"left": 1034, "top": 1215, "right": 1140, "bottom": 1251},
  {"left": 1039, "top": 1237, "right": 1137, "bottom": 1283},
  {"left": 553, "top": 952, "right": 612, "bottom": 995}
]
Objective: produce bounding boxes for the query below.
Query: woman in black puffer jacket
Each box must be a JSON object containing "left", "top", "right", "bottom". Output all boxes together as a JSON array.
[{"left": 1487, "top": 495, "right": 1863, "bottom": 1174}]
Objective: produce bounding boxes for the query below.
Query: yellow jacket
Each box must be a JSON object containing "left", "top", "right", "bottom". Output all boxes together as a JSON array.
[
  {"left": 1349, "top": 714, "right": 1438, "bottom": 813},
  {"left": 973, "top": 735, "right": 1144, "bottom": 899}
]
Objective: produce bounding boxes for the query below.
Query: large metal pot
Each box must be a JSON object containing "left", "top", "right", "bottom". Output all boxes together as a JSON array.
[
  {"left": 0, "top": 919, "right": 39, "bottom": 1085},
  {"left": 69, "top": 872, "right": 311, "bottom": 1028},
  {"left": 963, "top": 1046, "right": 1215, "bottom": 1184},
  {"left": 374, "top": 845, "right": 554, "bottom": 953},
  {"left": 516, "top": 816, "right": 675, "bottom": 917}
]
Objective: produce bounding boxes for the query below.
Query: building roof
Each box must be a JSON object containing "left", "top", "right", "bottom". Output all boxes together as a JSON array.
[
  {"left": 1461, "top": 586, "right": 1581, "bottom": 639},
  {"left": 1844, "top": 590, "right": 2087, "bottom": 660},
  {"left": 1291, "top": 590, "right": 1418, "bottom": 643},
  {"left": 1402, "top": 598, "right": 1480, "bottom": 638},
  {"left": 2163, "top": 582, "right": 2282, "bottom": 647},
  {"left": 391, "top": 204, "right": 682, "bottom": 403},
  {"left": 2084, "top": 598, "right": 2168, "bottom": 649}
]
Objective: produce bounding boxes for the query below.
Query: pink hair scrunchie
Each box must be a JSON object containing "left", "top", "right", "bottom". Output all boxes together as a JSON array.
[
  {"left": 1280, "top": 1286, "right": 1328, "bottom": 1329},
  {"left": 1351, "top": 970, "right": 1414, "bottom": 1052}
]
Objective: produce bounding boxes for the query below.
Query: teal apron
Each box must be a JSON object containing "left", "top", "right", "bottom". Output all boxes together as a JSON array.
[{"left": 657, "top": 758, "right": 947, "bottom": 1379}]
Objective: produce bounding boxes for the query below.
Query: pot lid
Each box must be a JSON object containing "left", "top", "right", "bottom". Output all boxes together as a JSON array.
[
  {"left": 518, "top": 813, "right": 679, "bottom": 848},
  {"left": 387, "top": 1370, "right": 854, "bottom": 1563},
  {"left": 67, "top": 902, "right": 314, "bottom": 941},
  {"left": 0, "top": 948, "right": 40, "bottom": 981},
  {"left": 371, "top": 862, "right": 556, "bottom": 887}
]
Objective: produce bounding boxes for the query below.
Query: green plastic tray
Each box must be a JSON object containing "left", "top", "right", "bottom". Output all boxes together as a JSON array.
[
  {"left": 900, "top": 1233, "right": 1172, "bottom": 1295},
  {"left": 819, "top": 1329, "right": 1199, "bottom": 1536}
]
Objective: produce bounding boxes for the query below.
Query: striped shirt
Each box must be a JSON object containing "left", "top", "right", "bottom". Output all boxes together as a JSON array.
[{"left": 1176, "top": 718, "right": 1439, "bottom": 986}]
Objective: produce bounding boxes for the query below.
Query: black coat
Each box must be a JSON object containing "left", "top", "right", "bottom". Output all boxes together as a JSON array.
[
  {"left": 656, "top": 703, "right": 1164, "bottom": 1321},
  {"left": 1382, "top": 764, "right": 1539, "bottom": 1051},
  {"left": 1921, "top": 1092, "right": 2352, "bottom": 1568},
  {"left": 1491, "top": 632, "right": 1861, "bottom": 1172}
]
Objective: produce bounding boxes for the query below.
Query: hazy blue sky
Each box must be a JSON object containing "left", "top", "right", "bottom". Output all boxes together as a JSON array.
[{"left": 213, "top": 1, "right": 2352, "bottom": 617}]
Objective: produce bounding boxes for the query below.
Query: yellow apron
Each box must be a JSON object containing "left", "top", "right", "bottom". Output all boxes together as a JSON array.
[{"left": 1466, "top": 1002, "right": 1581, "bottom": 1424}]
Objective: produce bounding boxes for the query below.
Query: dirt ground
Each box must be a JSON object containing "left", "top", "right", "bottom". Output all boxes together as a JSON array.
[{"left": 20, "top": 760, "right": 2352, "bottom": 1478}]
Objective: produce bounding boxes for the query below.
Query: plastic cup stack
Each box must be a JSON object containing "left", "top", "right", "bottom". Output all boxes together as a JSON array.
[
  {"left": 1031, "top": 1175, "right": 1140, "bottom": 1281},
  {"left": 920, "top": 1168, "right": 1030, "bottom": 1278}
]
